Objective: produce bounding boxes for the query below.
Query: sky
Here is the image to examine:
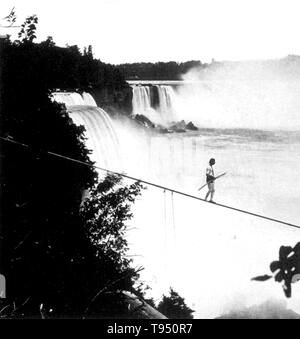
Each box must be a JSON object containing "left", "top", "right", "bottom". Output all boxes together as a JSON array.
[{"left": 1, "top": 0, "right": 300, "bottom": 64}]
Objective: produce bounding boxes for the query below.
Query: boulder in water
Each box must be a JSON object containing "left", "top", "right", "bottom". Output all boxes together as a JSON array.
[
  {"left": 169, "top": 120, "right": 187, "bottom": 133},
  {"left": 186, "top": 121, "right": 199, "bottom": 131},
  {"left": 134, "top": 114, "right": 155, "bottom": 129},
  {"left": 168, "top": 120, "right": 199, "bottom": 132},
  {"left": 157, "top": 125, "right": 173, "bottom": 134}
]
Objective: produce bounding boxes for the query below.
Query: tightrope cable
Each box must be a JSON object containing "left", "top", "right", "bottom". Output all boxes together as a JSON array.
[{"left": 1, "top": 136, "right": 300, "bottom": 230}]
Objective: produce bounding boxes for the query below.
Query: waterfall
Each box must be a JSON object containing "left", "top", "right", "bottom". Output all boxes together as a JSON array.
[
  {"left": 132, "top": 85, "right": 152, "bottom": 113},
  {"left": 52, "top": 92, "right": 97, "bottom": 107},
  {"left": 156, "top": 85, "right": 177, "bottom": 122},
  {"left": 52, "top": 92, "right": 120, "bottom": 171},
  {"left": 82, "top": 92, "right": 97, "bottom": 107},
  {"left": 68, "top": 106, "right": 120, "bottom": 170},
  {"left": 157, "top": 86, "right": 173, "bottom": 111},
  {"left": 131, "top": 85, "right": 177, "bottom": 125}
]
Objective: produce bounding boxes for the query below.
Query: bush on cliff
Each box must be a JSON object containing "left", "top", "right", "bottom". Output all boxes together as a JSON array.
[{"left": 157, "top": 288, "right": 194, "bottom": 319}]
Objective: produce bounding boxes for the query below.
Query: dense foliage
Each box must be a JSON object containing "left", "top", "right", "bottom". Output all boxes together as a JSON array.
[
  {"left": 157, "top": 288, "right": 194, "bottom": 319},
  {"left": 116, "top": 60, "right": 206, "bottom": 80},
  {"left": 2, "top": 12, "right": 132, "bottom": 114},
  {"left": 80, "top": 174, "right": 144, "bottom": 317},
  {"left": 0, "top": 18, "right": 142, "bottom": 318},
  {"left": 2, "top": 37, "right": 127, "bottom": 93}
]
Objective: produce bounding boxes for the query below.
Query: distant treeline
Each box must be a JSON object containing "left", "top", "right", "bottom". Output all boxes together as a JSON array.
[{"left": 116, "top": 60, "right": 207, "bottom": 80}]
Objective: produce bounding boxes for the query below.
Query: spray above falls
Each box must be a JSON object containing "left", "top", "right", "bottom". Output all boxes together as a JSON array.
[{"left": 176, "top": 58, "right": 300, "bottom": 131}]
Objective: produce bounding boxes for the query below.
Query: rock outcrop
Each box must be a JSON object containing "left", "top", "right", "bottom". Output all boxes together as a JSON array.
[
  {"left": 91, "top": 85, "right": 133, "bottom": 117},
  {"left": 132, "top": 114, "right": 199, "bottom": 134}
]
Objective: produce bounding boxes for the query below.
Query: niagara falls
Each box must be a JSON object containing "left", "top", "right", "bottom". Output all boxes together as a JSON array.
[{"left": 1, "top": 0, "right": 300, "bottom": 324}]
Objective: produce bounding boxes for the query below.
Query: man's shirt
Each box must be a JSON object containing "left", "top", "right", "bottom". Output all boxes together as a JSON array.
[{"left": 206, "top": 166, "right": 215, "bottom": 183}]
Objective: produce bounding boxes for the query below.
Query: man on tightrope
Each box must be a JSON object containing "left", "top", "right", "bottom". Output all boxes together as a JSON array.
[{"left": 205, "top": 158, "right": 216, "bottom": 203}]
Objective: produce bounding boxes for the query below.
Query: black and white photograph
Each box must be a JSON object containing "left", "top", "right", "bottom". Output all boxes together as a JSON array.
[{"left": 1, "top": 0, "right": 300, "bottom": 323}]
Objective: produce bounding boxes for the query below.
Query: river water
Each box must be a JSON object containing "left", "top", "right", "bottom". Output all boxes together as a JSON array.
[{"left": 116, "top": 126, "right": 300, "bottom": 318}]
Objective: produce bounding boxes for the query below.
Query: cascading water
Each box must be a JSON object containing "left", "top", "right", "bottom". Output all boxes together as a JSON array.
[
  {"left": 132, "top": 86, "right": 152, "bottom": 113},
  {"left": 52, "top": 91, "right": 97, "bottom": 107},
  {"left": 52, "top": 92, "right": 86, "bottom": 106},
  {"left": 131, "top": 84, "right": 178, "bottom": 125},
  {"left": 52, "top": 91, "right": 120, "bottom": 171},
  {"left": 156, "top": 85, "right": 177, "bottom": 121},
  {"left": 82, "top": 92, "right": 98, "bottom": 107},
  {"left": 68, "top": 106, "right": 120, "bottom": 170}
]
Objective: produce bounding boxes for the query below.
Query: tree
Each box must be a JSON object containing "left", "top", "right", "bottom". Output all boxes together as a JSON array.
[
  {"left": 116, "top": 60, "right": 204, "bottom": 80},
  {"left": 18, "top": 15, "right": 38, "bottom": 43},
  {"left": 1, "top": 31, "right": 96, "bottom": 317},
  {"left": 79, "top": 174, "right": 144, "bottom": 317},
  {"left": 157, "top": 288, "right": 194, "bottom": 319},
  {"left": 0, "top": 17, "right": 139, "bottom": 318},
  {"left": 39, "top": 36, "right": 55, "bottom": 48},
  {"left": 0, "top": 7, "right": 18, "bottom": 28}
]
